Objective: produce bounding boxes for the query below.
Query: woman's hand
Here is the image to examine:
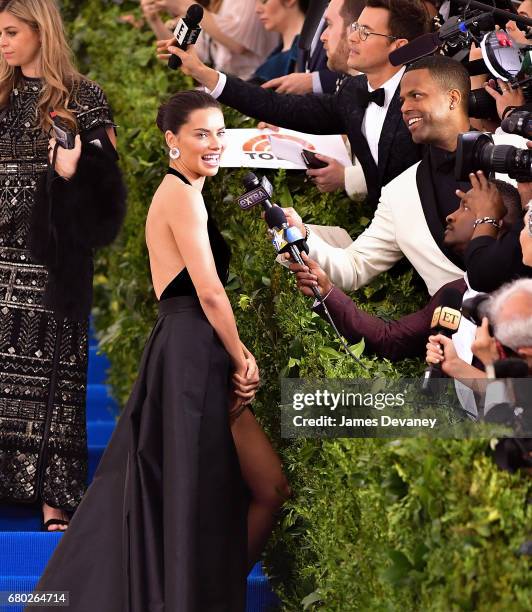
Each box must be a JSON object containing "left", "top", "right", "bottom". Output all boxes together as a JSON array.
[
  {"left": 154, "top": 0, "right": 191, "bottom": 16},
  {"left": 141, "top": 0, "right": 162, "bottom": 19},
  {"left": 49, "top": 134, "right": 82, "bottom": 181},
  {"left": 232, "top": 344, "right": 260, "bottom": 404}
]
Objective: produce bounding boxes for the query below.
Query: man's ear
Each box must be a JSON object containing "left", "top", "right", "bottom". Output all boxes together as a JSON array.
[
  {"left": 449, "top": 87, "right": 462, "bottom": 110},
  {"left": 392, "top": 38, "right": 409, "bottom": 51}
]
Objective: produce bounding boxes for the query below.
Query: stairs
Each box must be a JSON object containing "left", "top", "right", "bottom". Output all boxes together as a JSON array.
[{"left": 0, "top": 328, "right": 277, "bottom": 611}]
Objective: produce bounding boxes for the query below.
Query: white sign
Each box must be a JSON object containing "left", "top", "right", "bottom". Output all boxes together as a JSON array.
[{"left": 220, "top": 128, "right": 351, "bottom": 169}]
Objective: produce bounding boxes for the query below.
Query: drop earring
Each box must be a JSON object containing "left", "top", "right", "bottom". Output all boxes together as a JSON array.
[
  {"left": 169, "top": 147, "right": 180, "bottom": 160},
  {"left": 449, "top": 103, "right": 455, "bottom": 110}
]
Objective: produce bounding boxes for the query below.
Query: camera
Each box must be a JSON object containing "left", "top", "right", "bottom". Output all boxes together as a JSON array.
[
  {"left": 455, "top": 131, "right": 532, "bottom": 181},
  {"left": 501, "top": 109, "right": 532, "bottom": 139}
]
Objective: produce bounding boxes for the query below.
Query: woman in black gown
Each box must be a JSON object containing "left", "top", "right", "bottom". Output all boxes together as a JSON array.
[{"left": 31, "top": 90, "right": 289, "bottom": 612}]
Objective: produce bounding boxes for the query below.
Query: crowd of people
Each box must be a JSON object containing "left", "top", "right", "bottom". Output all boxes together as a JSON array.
[{"left": 0, "top": 0, "right": 532, "bottom": 609}]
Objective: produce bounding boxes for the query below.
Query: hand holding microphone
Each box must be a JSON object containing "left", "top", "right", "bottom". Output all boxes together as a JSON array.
[
  {"left": 422, "top": 288, "right": 463, "bottom": 391},
  {"left": 291, "top": 252, "right": 332, "bottom": 299}
]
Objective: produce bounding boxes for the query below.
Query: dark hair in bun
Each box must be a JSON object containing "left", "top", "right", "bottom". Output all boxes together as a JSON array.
[{"left": 156, "top": 90, "right": 221, "bottom": 133}]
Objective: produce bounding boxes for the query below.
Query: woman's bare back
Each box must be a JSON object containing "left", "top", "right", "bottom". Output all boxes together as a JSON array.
[{"left": 145, "top": 174, "right": 205, "bottom": 300}]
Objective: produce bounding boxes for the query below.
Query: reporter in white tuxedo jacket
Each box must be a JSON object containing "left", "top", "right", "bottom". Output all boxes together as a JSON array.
[{"left": 284, "top": 55, "right": 528, "bottom": 296}]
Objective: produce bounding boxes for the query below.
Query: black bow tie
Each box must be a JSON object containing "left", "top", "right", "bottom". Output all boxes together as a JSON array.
[{"left": 356, "top": 87, "right": 385, "bottom": 108}]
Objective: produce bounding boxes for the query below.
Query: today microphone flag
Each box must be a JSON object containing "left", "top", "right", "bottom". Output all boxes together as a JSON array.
[{"left": 220, "top": 128, "right": 352, "bottom": 169}]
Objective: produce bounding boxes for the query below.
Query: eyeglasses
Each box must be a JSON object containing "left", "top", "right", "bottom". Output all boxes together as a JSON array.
[{"left": 349, "top": 22, "right": 397, "bottom": 42}]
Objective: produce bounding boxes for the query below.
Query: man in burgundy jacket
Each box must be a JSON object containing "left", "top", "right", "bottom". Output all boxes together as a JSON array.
[{"left": 291, "top": 179, "right": 522, "bottom": 361}]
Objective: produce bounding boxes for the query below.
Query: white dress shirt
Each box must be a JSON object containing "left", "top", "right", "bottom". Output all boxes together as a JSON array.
[{"left": 361, "top": 67, "right": 405, "bottom": 165}]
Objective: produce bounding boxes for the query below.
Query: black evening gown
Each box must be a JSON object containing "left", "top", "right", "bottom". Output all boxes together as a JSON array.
[{"left": 29, "top": 169, "right": 248, "bottom": 611}]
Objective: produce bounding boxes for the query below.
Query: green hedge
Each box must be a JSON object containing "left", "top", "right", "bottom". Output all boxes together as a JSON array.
[{"left": 62, "top": 2, "right": 532, "bottom": 609}]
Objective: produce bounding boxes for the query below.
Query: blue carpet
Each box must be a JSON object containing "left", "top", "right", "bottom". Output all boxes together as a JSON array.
[{"left": 0, "top": 327, "right": 277, "bottom": 611}]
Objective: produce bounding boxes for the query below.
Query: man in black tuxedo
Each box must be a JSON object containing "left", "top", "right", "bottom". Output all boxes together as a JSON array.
[
  {"left": 260, "top": 0, "right": 345, "bottom": 95},
  {"left": 162, "top": 0, "right": 430, "bottom": 208}
]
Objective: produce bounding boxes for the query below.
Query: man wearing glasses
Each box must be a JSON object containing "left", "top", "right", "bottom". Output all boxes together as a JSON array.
[{"left": 162, "top": 0, "right": 430, "bottom": 207}]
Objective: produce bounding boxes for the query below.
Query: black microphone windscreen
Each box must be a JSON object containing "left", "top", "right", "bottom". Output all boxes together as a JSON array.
[
  {"left": 437, "top": 287, "right": 463, "bottom": 310},
  {"left": 494, "top": 358, "right": 529, "bottom": 378},
  {"left": 265, "top": 206, "right": 287, "bottom": 229},
  {"left": 242, "top": 172, "right": 260, "bottom": 191},
  {"left": 389, "top": 32, "right": 441, "bottom": 67},
  {"left": 186, "top": 3, "right": 204, "bottom": 23}
]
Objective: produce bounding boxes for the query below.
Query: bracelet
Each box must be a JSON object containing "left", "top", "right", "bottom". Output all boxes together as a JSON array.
[
  {"left": 501, "top": 105, "right": 517, "bottom": 120},
  {"left": 473, "top": 217, "right": 502, "bottom": 230},
  {"left": 303, "top": 223, "right": 310, "bottom": 240}
]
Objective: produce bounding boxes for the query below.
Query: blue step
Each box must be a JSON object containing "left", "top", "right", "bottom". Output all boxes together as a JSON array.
[
  {"left": 87, "top": 345, "right": 110, "bottom": 384},
  {"left": 87, "top": 421, "right": 115, "bottom": 446},
  {"left": 0, "top": 534, "right": 277, "bottom": 611},
  {"left": 85, "top": 384, "right": 119, "bottom": 421}
]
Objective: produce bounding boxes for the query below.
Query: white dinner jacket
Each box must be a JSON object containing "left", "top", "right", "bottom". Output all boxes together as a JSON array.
[
  {"left": 307, "top": 161, "right": 464, "bottom": 296},
  {"left": 306, "top": 133, "right": 526, "bottom": 296}
]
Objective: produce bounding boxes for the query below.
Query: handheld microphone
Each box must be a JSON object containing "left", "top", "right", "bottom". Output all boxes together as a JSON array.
[
  {"left": 389, "top": 32, "right": 442, "bottom": 66},
  {"left": 239, "top": 174, "right": 367, "bottom": 367},
  {"left": 422, "top": 288, "right": 463, "bottom": 392},
  {"left": 168, "top": 4, "right": 204, "bottom": 70},
  {"left": 237, "top": 172, "right": 274, "bottom": 210},
  {"left": 264, "top": 207, "right": 316, "bottom": 294},
  {"left": 389, "top": 11, "right": 495, "bottom": 67}
]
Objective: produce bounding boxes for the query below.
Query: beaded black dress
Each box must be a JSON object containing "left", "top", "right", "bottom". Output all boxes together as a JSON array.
[{"left": 0, "top": 75, "right": 114, "bottom": 512}]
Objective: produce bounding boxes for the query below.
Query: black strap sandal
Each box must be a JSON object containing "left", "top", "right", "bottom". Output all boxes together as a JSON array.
[{"left": 42, "top": 518, "right": 69, "bottom": 532}]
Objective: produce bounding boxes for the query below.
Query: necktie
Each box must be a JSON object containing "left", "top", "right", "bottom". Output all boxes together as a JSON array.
[{"left": 356, "top": 87, "right": 385, "bottom": 108}]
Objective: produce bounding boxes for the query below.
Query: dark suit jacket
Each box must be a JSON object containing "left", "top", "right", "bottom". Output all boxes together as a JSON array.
[
  {"left": 297, "top": 32, "right": 340, "bottom": 95},
  {"left": 314, "top": 278, "right": 467, "bottom": 361},
  {"left": 218, "top": 74, "right": 422, "bottom": 207}
]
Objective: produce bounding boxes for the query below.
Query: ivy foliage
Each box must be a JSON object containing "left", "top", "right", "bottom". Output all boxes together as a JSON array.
[{"left": 61, "top": 2, "right": 532, "bottom": 610}]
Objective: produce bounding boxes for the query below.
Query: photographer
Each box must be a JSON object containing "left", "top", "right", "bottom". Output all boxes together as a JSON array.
[
  {"left": 482, "top": 278, "right": 532, "bottom": 373},
  {"left": 456, "top": 170, "right": 532, "bottom": 292}
]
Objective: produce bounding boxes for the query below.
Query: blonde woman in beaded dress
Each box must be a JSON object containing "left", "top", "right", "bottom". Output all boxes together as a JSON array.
[{"left": 0, "top": 0, "right": 125, "bottom": 531}]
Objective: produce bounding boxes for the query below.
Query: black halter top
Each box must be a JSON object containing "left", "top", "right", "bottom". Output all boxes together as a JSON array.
[{"left": 159, "top": 168, "right": 231, "bottom": 301}]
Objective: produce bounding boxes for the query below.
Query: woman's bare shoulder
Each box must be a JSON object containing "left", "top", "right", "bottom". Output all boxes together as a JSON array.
[{"left": 151, "top": 176, "right": 206, "bottom": 219}]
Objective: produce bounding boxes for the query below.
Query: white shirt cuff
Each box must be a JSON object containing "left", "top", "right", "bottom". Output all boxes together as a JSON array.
[
  {"left": 206, "top": 72, "right": 227, "bottom": 99},
  {"left": 344, "top": 161, "right": 368, "bottom": 199},
  {"left": 311, "top": 71, "right": 323, "bottom": 94}
]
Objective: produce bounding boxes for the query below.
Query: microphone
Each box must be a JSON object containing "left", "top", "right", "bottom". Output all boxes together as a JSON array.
[
  {"left": 389, "top": 32, "right": 442, "bottom": 66},
  {"left": 389, "top": 11, "right": 495, "bottom": 67},
  {"left": 237, "top": 172, "right": 274, "bottom": 210},
  {"left": 422, "top": 288, "right": 463, "bottom": 392},
  {"left": 239, "top": 174, "right": 320, "bottom": 300},
  {"left": 238, "top": 174, "right": 367, "bottom": 367},
  {"left": 264, "top": 206, "right": 313, "bottom": 283},
  {"left": 168, "top": 4, "right": 204, "bottom": 70}
]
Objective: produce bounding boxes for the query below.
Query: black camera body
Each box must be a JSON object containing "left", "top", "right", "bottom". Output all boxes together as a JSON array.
[{"left": 455, "top": 131, "right": 532, "bottom": 181}]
